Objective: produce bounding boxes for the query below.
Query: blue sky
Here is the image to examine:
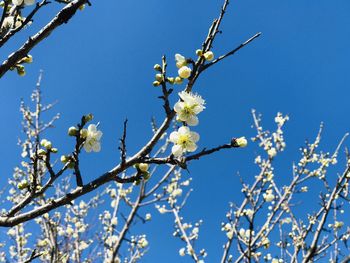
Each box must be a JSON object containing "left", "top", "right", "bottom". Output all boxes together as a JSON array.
[{"left": 1, "top": 0, "right": 350, "bottom": 261}]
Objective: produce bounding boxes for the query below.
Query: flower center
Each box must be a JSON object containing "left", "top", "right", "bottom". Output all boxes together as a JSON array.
[
  {"left": 178, "top": 134, "right": 190, "bottom": 147},
  {"left": 182, "top": 104, "right": 197, "bottom": 116}
]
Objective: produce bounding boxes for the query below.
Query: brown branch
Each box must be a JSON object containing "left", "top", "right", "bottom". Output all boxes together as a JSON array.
[
  {"left": 119, "top": 119, "right": 128, "bottom": 168},
  {"left": 302, "top": 165, "right": 350, "bottom": 262},
  {"left": 0, "top": 0, "right": 10, "bottom": 31},
  {"left": 200, "top": 32, "right": 262, "bottom": 73},
  {"left": 0, "top": 136, "right": 240, "bottom": 227},
  {"left": 143, "top": 140, "right": 238, "bottom": 166},
  {"left": 110, "top": 185, "right": 145, "bottom": 262},
  {"left": 0, "top": 0, "right": 50, "bottom": 48},
  {"left": 0, "top": 0, "right": 88, "bottom": 78},
  {"left": 0, "top": 0, "right": 258, "bottom": 227}
]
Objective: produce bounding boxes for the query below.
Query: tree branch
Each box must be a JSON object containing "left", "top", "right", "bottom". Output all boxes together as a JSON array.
[{"left": 0, "top": 0, "right": 88, "bottom": 78}]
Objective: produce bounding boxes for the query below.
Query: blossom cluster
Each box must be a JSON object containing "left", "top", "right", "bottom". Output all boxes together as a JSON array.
[{"left": 168, "top": 51, "right": 209, "bottom": 157}]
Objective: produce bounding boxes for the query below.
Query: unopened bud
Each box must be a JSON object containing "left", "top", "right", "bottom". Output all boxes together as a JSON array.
[
  {"left": 155, "top": 74, "right": 164, "bottom": 82},
  {"left": 37, "top": 149, "right": 46, "bottom": 156},
  {"left": 167, "top": 77, "right": 175, "bottom": 84},
  {"left": 68, "top": 126, "right": 78, "bottom": 136},
  {"left": 204, "top": 51, "right": 214, "bottom": 61},
  {"left": 16, "top": 65, "right": 25, "bottom": 76},
  {"left": 83, "top": 113, "right": 93, "bottom": 123},
  {"left": 153, "top": 64, "right": 162, "bottom": 71},
  {"left": 232, "top": 137, "right": 248, "bottom": 148},
  {"left": 153, "top": 81, "right": 160, "bottom": 87},
  {"left": 174, "top": 77, "right": 183, "bottom": 84},
  {"left": 196, "top": 49, "right": 203, "bottom": 56},
  {"left": 51, "top": 148, "right": 58, "bottom": 153},
  {"left": 18, "top": 180, "right": 28, "bottom": 190},
  {"left": 60, "top": 155, "right": 69, "bottom": 163},
  {"left": 40, "top": 139, "right": 52, "bottom": 150},
  {"left": 178, "top": 66, "right": 191, "bottom": 79},
  {"left": 20, "top": 55, "right": 33, "bottom": 64},
  {"left": 138, "top": 163, "right": 149, "bottom": 172}
]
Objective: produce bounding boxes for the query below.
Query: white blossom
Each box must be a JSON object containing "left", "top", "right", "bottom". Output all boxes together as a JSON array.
[
  {"left": 174, "top": 91, "right": 205, "bottom": 126},
  {"left": 145, "top": 213, "right": 152, "bottom": 221},
  {"left": 268, "top": 147, "right": 277, "bottom": 158},
  {"left": 83, "top": 124, "right": 102, "bottom": 153},
  {"left": 138, "top": 236, "right": 148, "bottom": 248},
  {"left": 169, "top": 126, "right": 199, "bottom": 157},
  {"left": 263, "top": 189, "right": 275, "bottom": 202}
]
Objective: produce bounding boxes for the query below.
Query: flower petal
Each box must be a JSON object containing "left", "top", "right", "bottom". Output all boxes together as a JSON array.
[
  {"left": 178, "top": 126, "right": 190, "bottom": 135},
  {"left": 186, "top": 142, "right": 197, "bottom": 152},
  {"left": 186, "top": 115, "right": 198, "bottom": 126},
  {"left": 88, "top": 124, "right": 97, "bottom": 132},
  {"left": 84, "top": 143, "right": 92, "bottom": 153},
  {"left": 92, "top": 142, "right": 101, "bottom": 152},
  {"left": 172, "top": 145, "right": 183, "bottom": 157},
  {"left": 95, "top": 131, "right": 103, "bottom": 140},
  {"left": 190, "top": 131, "right": 200, "bottom": 142},
  {"left": 169, "top": 131, "right": 179, "bottom": 143},
  {"left": 174, "top": 101, "right": 184, "bottom": 113}
]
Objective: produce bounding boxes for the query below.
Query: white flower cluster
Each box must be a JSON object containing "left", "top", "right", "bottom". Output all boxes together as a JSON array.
[
  {"left": 175, "top": 54, "right": 191, "bottom": 79},
  {"left": 169, "top": 52, "right": 208, "bottom": 156},
  {"left": 81, "top": 124, "right": 103, "bottom": 153}
]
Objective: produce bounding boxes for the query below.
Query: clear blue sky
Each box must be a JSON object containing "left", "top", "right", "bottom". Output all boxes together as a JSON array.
[{"left": 1, "top": 0, "right": 350, "bottom": 261}]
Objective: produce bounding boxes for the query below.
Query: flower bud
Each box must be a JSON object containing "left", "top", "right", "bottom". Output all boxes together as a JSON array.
[
  {"left": 145, "top": 213, "right": 152, "bottom": 221},
  {"left": 167, "top": 77, "right": 175, "bottom": 84},
  {"left": 153, "top": 64, "right": 162, "bottom": 71},
  {"left": 51, "top": 148, "right": 58, "bottom": 153},
  {"left": 37, "top": 149, "right": 46, "bottom": 156},
  {"left": 155, "top": 74, "right": 164, "bottom": 82},
  {"left": 153, "top": 81, "right": 160, "bottom": 87},
  {"left": 178, "top": 66, "right": 191, "bottom": 79},
  {"left": 138, "top": 163, "right": 149, "bottom": 172},
  {"left": 18, "top": 180, "right": 28, "bottom": 190},
  {"left": 204, "top": 51, "right": 214, "bottom": 61},
  {"left": 68, "top": 126, "right": 78, "bottom": 136},
  {"left": 16, "top": 65, "right": 25, "bottom": 76},
  {"left": 40, "top": 139, "right": 52, "bottom": 150},
  {"left": 20, "top": 55, "right": 33, "bottom": 64},
  {"left": 196, "top": 49, "right": 203, "bottom": 56},
  {"left": 60, "top": 155, "right": 69, "bottom": 163},
  {"left": 232, "top": 137, "right": 247, "bottom": 148},
  {"left": 174, "top": 77, "right": 183, "bottom": 84},
  {"left": 83, "top": 113, "right": 93, "bottom": 123}
]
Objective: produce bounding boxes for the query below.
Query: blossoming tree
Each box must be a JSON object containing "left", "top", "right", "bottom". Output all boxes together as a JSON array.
[{"left": 1, "top": 0, "right": 350, "bottom": 262}]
